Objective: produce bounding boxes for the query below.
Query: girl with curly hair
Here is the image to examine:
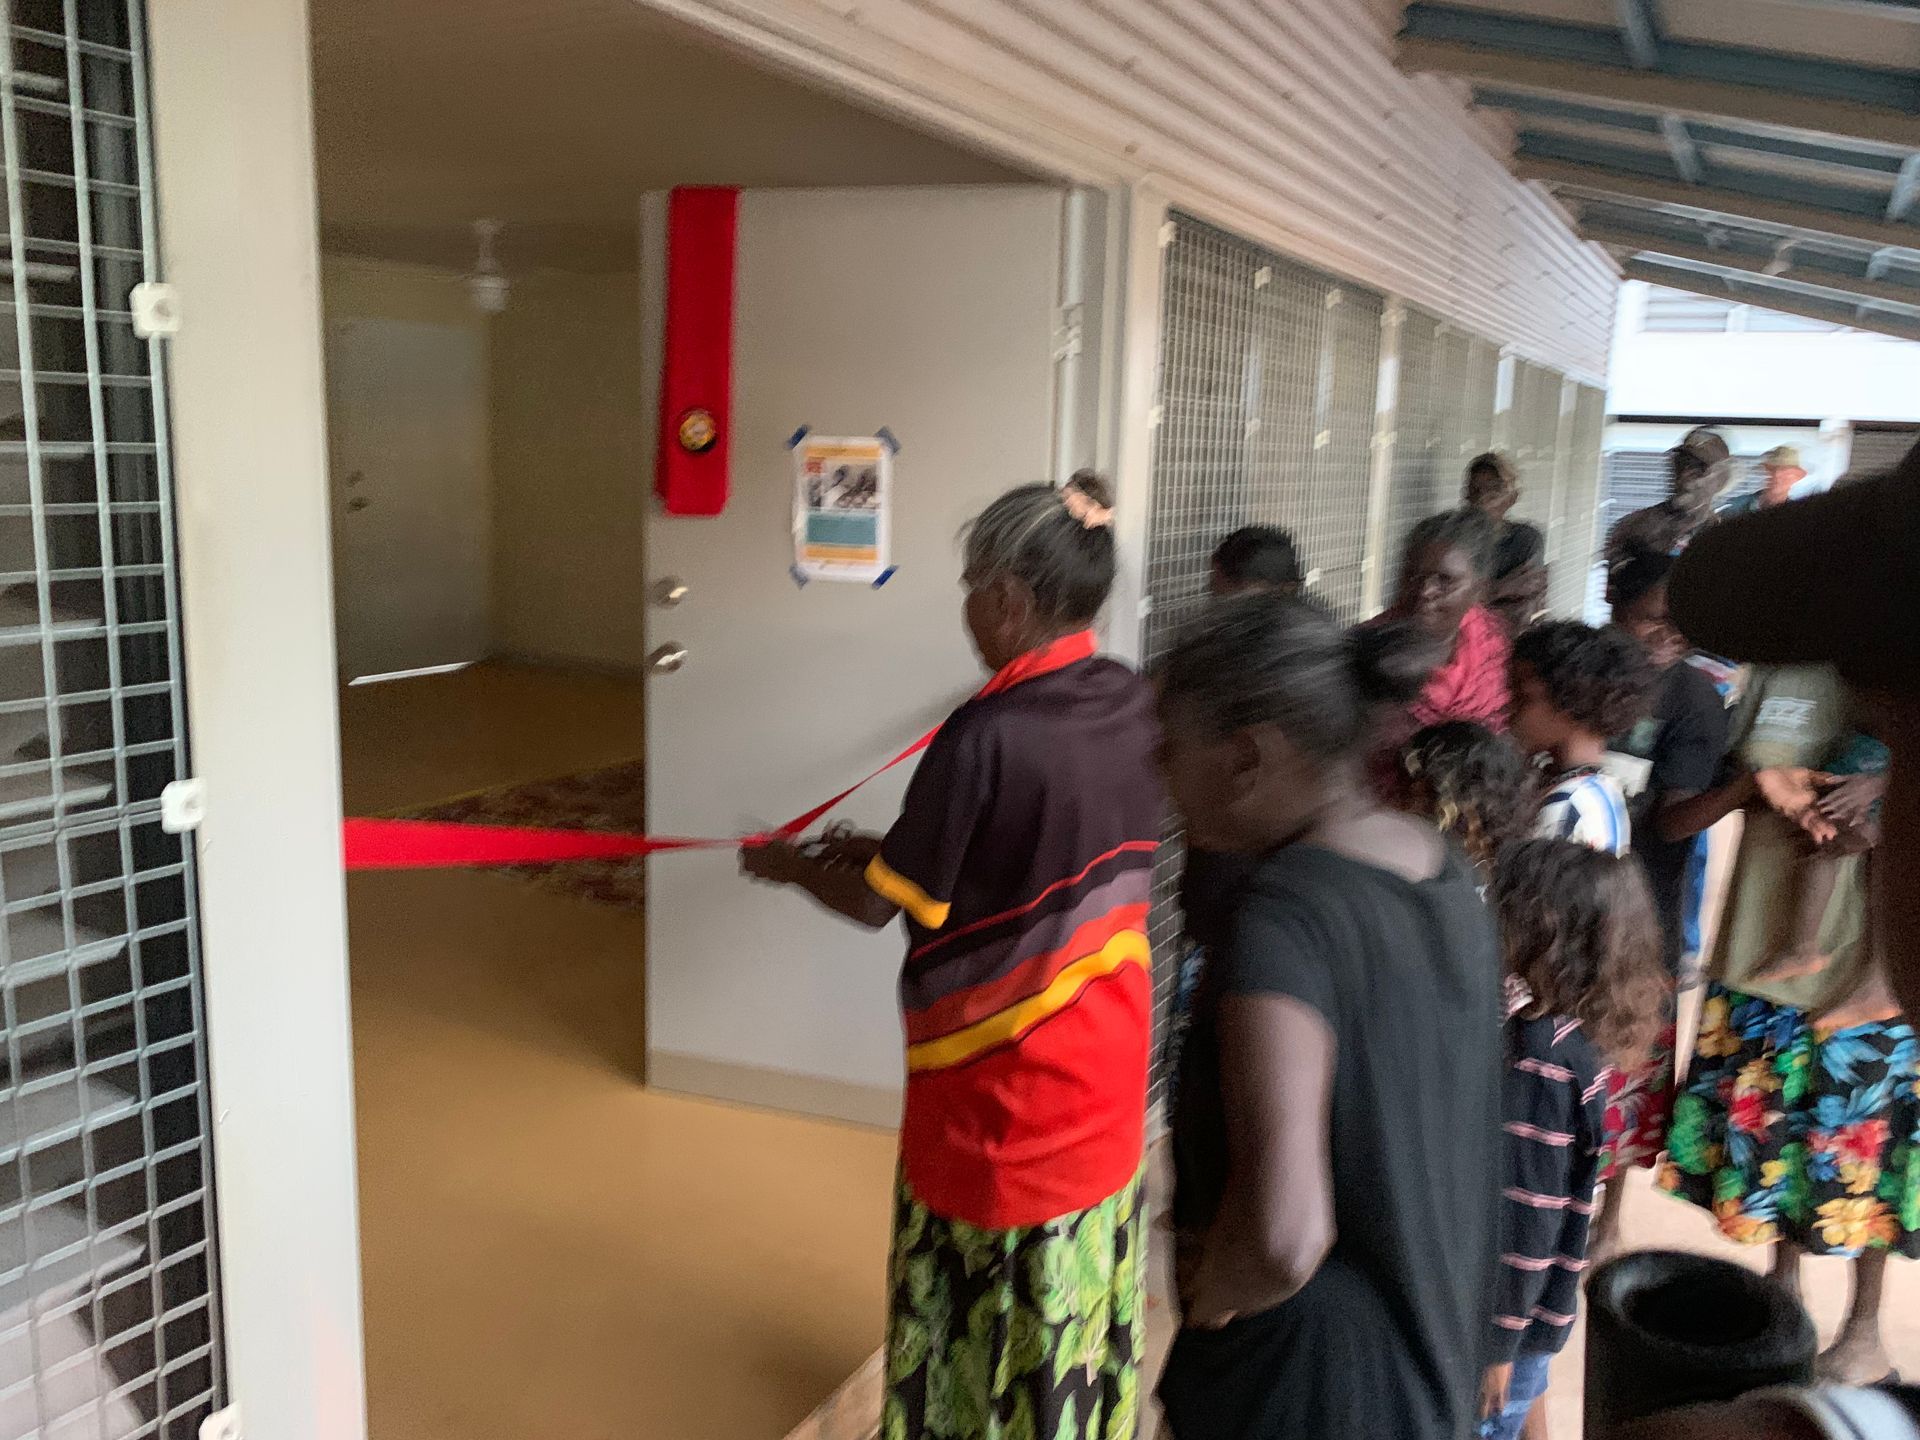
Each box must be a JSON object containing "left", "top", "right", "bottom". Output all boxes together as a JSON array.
[
  {"left": 1509, "top": 620, "right": 1658, "bottom": 856},
  {"left": 1397, "top": 720, "right": 1537, "bottom": 880},
  {"left": 1477, "top": 840, "right": 1667, "bottom": 1440}
]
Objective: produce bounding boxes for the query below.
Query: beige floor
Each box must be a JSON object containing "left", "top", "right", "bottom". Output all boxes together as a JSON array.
[
  {"left": 339, "top": 662, "right": 1918, "bottom": 1440},
  {"left": 339, "top": 660, "right": 650, "bottom": 817},
  {"left": 340, "top": 662, "right": 899, "bottom": 1440}
]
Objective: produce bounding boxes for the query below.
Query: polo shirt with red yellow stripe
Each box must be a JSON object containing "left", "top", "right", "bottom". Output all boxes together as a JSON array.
[{"left": 864, "top": 632, "right": 1160, "bottom": 1230}]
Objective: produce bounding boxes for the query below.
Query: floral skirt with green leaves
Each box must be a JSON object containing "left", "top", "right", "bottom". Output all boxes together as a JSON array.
[
  {"left": 884, "top": 1172, "right": 1145, "bottom": 1440},
  {"left": 1658, "top": 985, "right": 1920, "bottom": 1257}
]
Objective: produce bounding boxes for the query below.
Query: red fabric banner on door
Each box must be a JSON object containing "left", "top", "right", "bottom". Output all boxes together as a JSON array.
[{"left": 655, "top": 186, "right": 739, "bottom": 517}]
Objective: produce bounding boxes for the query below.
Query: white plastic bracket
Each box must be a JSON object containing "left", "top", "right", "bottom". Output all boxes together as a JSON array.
[
  {"left": 199, "top": 1405, "right": 240, "bottom": 1440},
  {"left": 129, "top": 282, "right": 181, "bottom": 339},
  {"left": 160, "top": 777, "right": 206, "bottom": 834}
]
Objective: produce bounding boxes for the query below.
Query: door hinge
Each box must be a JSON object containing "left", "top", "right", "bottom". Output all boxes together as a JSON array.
[
  {"left": 160, "top": 778, "right": 206, "bottom": 834},
  {"left": 129, "top": 282, "right": 181, "bottom": 339},
  {"left": 199, "top": 1404, "right": 240, "bottom": 1440}
]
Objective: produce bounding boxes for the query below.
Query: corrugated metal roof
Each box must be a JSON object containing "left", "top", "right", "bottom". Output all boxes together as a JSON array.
[{"left": 1395, "top": 0, "right": 1920, "bottom": 339}]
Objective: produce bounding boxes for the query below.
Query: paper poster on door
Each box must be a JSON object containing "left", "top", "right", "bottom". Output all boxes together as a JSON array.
[{"left": 793, "top": 435, "right": 892, "bottom": 583}]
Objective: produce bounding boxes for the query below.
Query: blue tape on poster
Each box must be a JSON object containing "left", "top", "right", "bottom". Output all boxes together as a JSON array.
[
  {"left": 872, "top": 566, "right": 898, "bottom": 589},
  {"left": 786, "top": 424, "right": 811, "bottom": 449},
  {"left": 789, "top": 564, "right": 810, "bottom": 589},
  {"left": 875, "top": 427, "right": 900, "bottom": 454}
]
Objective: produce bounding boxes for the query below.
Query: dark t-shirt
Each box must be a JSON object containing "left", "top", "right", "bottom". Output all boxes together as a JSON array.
[
  {"left": 1178, "top": 847, "right": 1257, "bottom": 954},
  {"left": 1492, "top": 519, "right": 1545, "bottom": 581},
  {"left": 1609, "top": 661, "right": 1732, "bottom": 971},
  {"left": 1162, "top": 843, "right": 1503, "bottom": 1440}
]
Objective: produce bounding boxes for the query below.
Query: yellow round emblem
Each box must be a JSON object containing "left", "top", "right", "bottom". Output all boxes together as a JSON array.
[{"left": 677, "top": 408, "right": 719, "bottom": 454}]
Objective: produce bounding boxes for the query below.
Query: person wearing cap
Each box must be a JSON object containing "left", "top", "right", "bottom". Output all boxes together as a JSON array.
[
  {"left": 1464, "top": 452, "right": 1547, "bottom": 631},
  {"left": 1611, "top": 444, "right": 1920, "bottom": 1437},
  {"left": 1605, "top": 427, "right": 1735, "bottom": 603},
  {"left": 1721, "top": 445, "right": 1811, "bottom": 518}
]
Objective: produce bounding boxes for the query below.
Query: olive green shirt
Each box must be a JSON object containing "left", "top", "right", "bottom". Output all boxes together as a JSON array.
[{"left": 1710, "top": 665, "right": 1868, "bottom": 1012}]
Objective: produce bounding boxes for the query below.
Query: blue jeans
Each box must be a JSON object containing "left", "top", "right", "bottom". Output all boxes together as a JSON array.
[{"left": 1478, "top": 1351, "right": 1553, "bottom": 1440}]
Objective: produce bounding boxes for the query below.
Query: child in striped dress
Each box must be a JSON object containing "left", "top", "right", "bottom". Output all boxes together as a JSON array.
[{"left": 1478, "top": 840, "right": 1669, "bottom": 1440}]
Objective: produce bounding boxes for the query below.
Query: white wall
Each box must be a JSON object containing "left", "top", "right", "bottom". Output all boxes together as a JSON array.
[
  {"left": 322, "top": 254, "right": 486, "bottom": 333},
  {"left": 642, "top": 186, "right": 1062, "bottom": 1120},
  {"left": 320, "top": 257, "right": 493, "bottom": 676},
  {"left": 1610, "top": 281, "right": 1920, "bottom": 421},
  {"left": 639, "top": 0, "right": 1619, "bottom": 380},
  {"left": 490, "top": 270, "right": 649, "bottom": 671},
  {"left": 149, "top": 2, "right": 367, "bottom": 1437}
]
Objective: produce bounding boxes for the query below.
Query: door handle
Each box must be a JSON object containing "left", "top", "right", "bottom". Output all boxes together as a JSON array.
[
  {"left": 648, "top": 644, "right": 688, "bottom": 674},
  {"left": 346, "top": 497, "right": 370, "bottom": 512}
]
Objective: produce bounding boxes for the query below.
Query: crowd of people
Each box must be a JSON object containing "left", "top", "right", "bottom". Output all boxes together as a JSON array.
[{"left": 739, "top": 437, "right": 1919, "bottom": 1440}]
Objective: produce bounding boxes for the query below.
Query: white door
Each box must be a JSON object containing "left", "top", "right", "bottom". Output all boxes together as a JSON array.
[
  {"left": 642, "top": 186, "right": 1065, "bottom": 1121},
  {"left": 325, "top": 316, "right": 490, "bottom": 679}
]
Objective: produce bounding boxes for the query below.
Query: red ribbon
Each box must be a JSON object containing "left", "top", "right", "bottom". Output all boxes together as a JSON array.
[{"left": 341, "top": 632, "right": 1098, "bottom": 872}]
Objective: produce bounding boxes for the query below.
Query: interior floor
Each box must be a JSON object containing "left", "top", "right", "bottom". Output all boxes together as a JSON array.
[
  {"left": 338, "top": 660, "right": 650, "bottom": 816},
  {"left": 339, "top": 664, "right": 1918, "bottom": 1440},
  {"left": 340, "top": 664, "right": 898, "bottom": 1440}
]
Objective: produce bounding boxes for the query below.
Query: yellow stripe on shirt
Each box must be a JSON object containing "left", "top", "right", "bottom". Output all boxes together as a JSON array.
[
  {"left": 865, "top": 854, "right": 951, "bottom": 931},
  {"left": 905, "top": 929, "right": 1151, "bottom": 1073}
]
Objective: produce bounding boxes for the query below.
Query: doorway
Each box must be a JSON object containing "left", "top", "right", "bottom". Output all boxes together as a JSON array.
[{"left": 306, "top": 1, "right": 1075, "bottom": 1436}]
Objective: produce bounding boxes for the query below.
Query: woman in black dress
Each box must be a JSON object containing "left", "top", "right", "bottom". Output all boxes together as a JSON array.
[{"left": 1155, "top": 595, "right": 1505, "bottom": 1440}]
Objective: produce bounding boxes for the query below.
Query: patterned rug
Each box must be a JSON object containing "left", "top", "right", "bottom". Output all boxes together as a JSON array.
[{"left": 401, "top": 760, "right": 649, "bottom": 913}]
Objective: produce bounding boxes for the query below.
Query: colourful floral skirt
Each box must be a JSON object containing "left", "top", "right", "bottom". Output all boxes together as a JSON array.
[
  {"left": 1601, "top": 1009, "right": 1678, "bottom": 1178},
  {"left": 884, "top": 1172, "right": 1145, "bottom": 1440},
  {"left": 1658, "top": 985, "right": 1920, "bottom": 1257}
]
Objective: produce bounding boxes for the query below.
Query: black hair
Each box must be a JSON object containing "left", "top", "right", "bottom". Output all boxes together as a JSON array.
[
  {"left": 1670, "top": 427, "right": 1732, "bottom": 490},
  {"left": 1492, "top": 839, "right": 1668, "bottom": 1068},
  {"left": 1211, "top": 525, "right": 1304, "bottom": 590},
  {"left": 1608, "top": 546, "right": 1675, "bottom": 618},
  {"left": 1351, "top": 617, "right": 1449, "bottom": 708},
  {"left": 963, "top": 471, "right": 1116, "bottom": 627},
  {"left": 1398, "top": 721, "right": 1537, "bottom": 876},
  {"left": 1158, "top": 595, "right": 1440, "bottom": 759},
  {"left": 1403, "top": 507, "right": 1497, "bottom": 580},
  {"left": 1511, "top": 619, "right": 1658, "bottom": 738},
  {"left": 1464, "top": 451, "right": 1517, "bottom": 499}
]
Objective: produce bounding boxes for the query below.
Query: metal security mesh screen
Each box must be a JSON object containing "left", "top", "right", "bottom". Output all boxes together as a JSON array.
[
  {"left": 1381, "top": 312, "right": 1506, "bottom": 601},
  {"left": 1385, "top": 308, "right": 1443, "bottom": 573},
  {"left": 1550, "top": 384, "right": 1605, "bottom": 620},
  {"left": 1846, "top": 425, "right": 1919, "bottom": 481},
  {"left": 0, "top": 3, "right": 222, "bottom": 1438},
  {"left": 1505, "top": 362, "right": 1562, "bottom": 533},
  {"left": 1142, "top": 214, "right": 1385, "bottom": 1108}
]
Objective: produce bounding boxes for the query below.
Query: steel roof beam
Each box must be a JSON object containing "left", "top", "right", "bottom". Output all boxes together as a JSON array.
[
  {"left": 1474, "top": 87, "right": 1916, "bottom": 173},
  {"left": 1620, "top": 256, "right": 1920, "bottom": 341},
  {"left": 1400, "top": 5, "right": 1920, "bottom": 147},
  {"left": 1516, "top": 129, "right": 1903, "bottom": 220},
  {"left": 1514, "top": 152, "right": 1920, "bottom": 250},
  {"left": 1582, "top": 219, "right": 1920, "bottom": 309},
  {"left": 1615, "top": 0, "right": 1663, "bottom": 68},
  {"left": 1892, "top": 155, "right": 1920, "bottom": 221},
  {"left": 1660, "top": 115, "right": 1703, "bottom": 184}
]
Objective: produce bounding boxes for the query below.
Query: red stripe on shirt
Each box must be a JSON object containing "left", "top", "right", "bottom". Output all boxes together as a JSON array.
[
  {"left": 907, "top": 840, "right": 1158, "bottom": 963},
  {"left": 905, "top": 901, "right": 1151, "bottom": 1044}
]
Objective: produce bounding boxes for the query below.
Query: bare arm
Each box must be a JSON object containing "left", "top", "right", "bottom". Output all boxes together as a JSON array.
[
  {"left": 1186, "top": 992, "right": 1336, "bottom": 1328},
  {"left": 740, "top": 837, "right": 900, "bottom": 929},
  {"left": 1656, "top": 766, "right": 1757, "bottom": 841}
]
